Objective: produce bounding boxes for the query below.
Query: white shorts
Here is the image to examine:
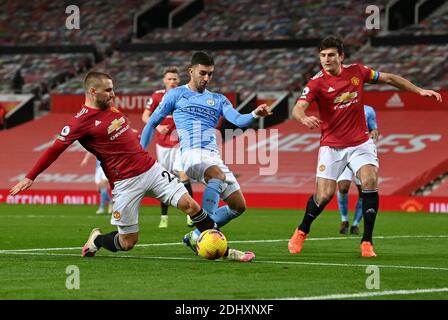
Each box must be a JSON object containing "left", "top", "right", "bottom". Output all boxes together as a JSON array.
[
  {"left": 156, "top": 144, "right": 183, "bottom": 176},
  {"left": 110, "top": 162, "right": 187, "bottom": 234},
  {"left": 337, "top": 166, "right": 361, "bottom": 185},
  {"left": 95, "top": 166, "right": 108, "bottom": 184},
  {"left": 317, "top": 139, "right": 378, "bottom": 182},
  {"left": 181, "top": 148, "right": 240, "bottom": 200}
]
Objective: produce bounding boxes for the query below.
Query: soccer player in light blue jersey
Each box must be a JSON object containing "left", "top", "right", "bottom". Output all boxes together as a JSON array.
[
  {"left": 337, "top": 105, "right": 379, "bottom": 235},
  {"left": 140, "top": 51, "right": 272, "bottom": 262}
]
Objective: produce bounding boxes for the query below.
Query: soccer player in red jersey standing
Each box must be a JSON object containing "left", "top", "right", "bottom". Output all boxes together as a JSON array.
[
  {"left": 9, "top": 71, "right": 216, "bottom": 257},
  {"left": 288, "top": 36, "right": 442, "bottom": 257},
  {"left": 142, "top": 67, "right": 195, "bottom": 228}
]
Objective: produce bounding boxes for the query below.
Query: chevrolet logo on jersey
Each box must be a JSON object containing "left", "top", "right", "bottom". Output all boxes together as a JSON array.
[
  {"left": 107, "top": 117, "right": 126, "bottom": 134},
  {"left": 334, "top": 92, "right": 358, "bottom": 104}
]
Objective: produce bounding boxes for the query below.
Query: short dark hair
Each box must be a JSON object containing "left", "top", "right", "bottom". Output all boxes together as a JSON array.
[
  {"left": 163, "top": 66, "right": 179, "bottom": 76},
  {"left": 319, "top": 35, "right": 344, "bottom": 55},
  {"left": 190, "top": 51, "right": 214, "bottom": 67},
  {"left": 84, "top": 71, "right": 112, "bottom": 91}
]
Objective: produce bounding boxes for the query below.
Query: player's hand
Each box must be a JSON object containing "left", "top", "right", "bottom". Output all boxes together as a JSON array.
[
  {"left": 419, "top": 89, "right": 442, "bottom": 102},
  {"left": 369, "top": 129, "right": 379, "bottom": 141},
  {"left": 253, "top": 104, "right": 273, "bottom": 118},
  {"left": 9, "top": 178, "right": 33, "bottom": 196},
  {"left": 300, "top": 115, "right": 322, "bottom": 129},
  {"left": 156, "top": 125, "right": 169, "bottom": 135}
]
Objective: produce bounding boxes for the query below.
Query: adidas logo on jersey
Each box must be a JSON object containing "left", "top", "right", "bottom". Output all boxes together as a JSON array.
[
  {"left": 95, "top": 120, "right": 102, "bottom": 126},
  {"left": 328, "top": 87, "right": 335, "bottom": 92}
]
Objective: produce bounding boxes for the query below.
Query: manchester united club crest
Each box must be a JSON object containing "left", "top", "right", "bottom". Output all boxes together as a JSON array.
[
  {"left": 351, "top": 77, "right": 360, "bottom": 86},
  {"left": 113, "top": 211, "right": 121, "bottom": 220},
  {"left": 319, "top": 164, "right": 326, "bottom": 172}
]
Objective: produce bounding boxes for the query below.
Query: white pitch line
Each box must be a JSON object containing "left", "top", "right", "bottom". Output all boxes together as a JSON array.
[
  {"left": 0, "top": 251, "right": 197, "bottom": 261},
  {"left": 0, "top": 234, "right": 447, "bottom": 253},
  {"left": 278, "top": 288, "right": 448, "bottom": 300},
  {"left": 1, "top": 250, "right": 448, "bottom": 272},
  {"left": 253, "top": 260, "right": 448, "bottom": 272}
]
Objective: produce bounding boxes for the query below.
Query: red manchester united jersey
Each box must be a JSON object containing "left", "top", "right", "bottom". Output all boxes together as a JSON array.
[
  {"left": 26, "top": 105, "right": 155, "bottom": 188},
  {"left": 298, "top": 64, "right": 380, "bottom": 147},
  {"left": 146, "top": 89, "right": 179, "bottom": 148}
]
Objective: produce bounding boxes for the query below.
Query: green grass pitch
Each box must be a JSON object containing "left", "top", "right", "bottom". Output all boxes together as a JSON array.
[{"left": 0, "top": 203, "right": 447, "bottom": 300}]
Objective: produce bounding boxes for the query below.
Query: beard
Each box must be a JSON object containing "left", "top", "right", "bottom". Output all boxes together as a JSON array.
[
  {"left": 196, "top": 80, "right": 207, "bottom": 93},
  {"left": 96, "top": 99, "right": 110, "bottom": 110}
]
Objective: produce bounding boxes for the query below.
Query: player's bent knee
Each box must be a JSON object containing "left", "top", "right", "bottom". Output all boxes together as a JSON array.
[
  {"left": 119, "top": 233, "right": 138, "bottom": 251},
  {"left": 361, "top": 177, "right": 378, "bottom": 190},
  {"left": 231, "top": 203, "right": 246, "bottom": 214}
]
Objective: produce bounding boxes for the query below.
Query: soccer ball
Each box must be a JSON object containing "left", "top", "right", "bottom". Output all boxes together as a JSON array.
[{"left": 196, "top": 229, "right": 228, "bottom": 260}]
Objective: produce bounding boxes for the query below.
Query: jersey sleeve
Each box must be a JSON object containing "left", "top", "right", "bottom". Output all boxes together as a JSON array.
[
  {"left": 26, "top": 140, "right": 70, "bottom": 180},
  {"left": 358, "top": 64, "right": 380, "bottom": 84},
  {"left": 26, "top": 116, "right": 84, "bottom": 179},
  {"left": 221, "top": 95, "right": 255, "bottom": 128},
  {"left": 56, "top": 116, "right": 86, "bottom": 146},
  {"left": 140, "top": 90, "right": 176, "bottom": 149},
  {"left": 297, "top": 80, "right": 318, "bottom": 104}
]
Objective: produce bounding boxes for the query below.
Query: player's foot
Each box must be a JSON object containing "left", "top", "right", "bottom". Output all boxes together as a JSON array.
[
  {"left": 186, "top": 215, "right": 195, "bottom": 228},
  {"left": 96, "top": 208, "right": 105, "bottom": 214},
  {"left": 224, "top": 248, "right": 255, "bottom": 262},
  {"left": 288, "top": 229, "right": 307, "bottom": 254},
  {"left": 350, "top": 225, "right": 360, "bottom": 235},
  {"left": 339, "top": 221, "right": 349, "bottom": 234},
  {"left": 81, "top": 228, "right": 102, "bottom": 257},
  {"left": 182, "top": 231, "right": 198, "bottom": 254},
  {"left": 360, "top": 241, "right": 377, "bottom": 257},
  {"left": 158, "top": 216, "right": 168, "bottom": 228}
]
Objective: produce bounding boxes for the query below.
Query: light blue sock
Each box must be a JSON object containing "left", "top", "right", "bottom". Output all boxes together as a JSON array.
[
  {"left": 99, "top": 187, "right": 109, "bottom": 210},
  {"left": 192, "top": 228, "right": 201, "bottom": 240},
  {"left": 202, "top": 179, "right": 227, "bottom": 214},
  {"left": 212, "top": 205, "right": 241, "bottom": 228},
  {"left": 337, "top": 191, "right": 349, "bottom": 222},
  {"left": 353, "top": 198, "right": 363, "bottom": 226}
]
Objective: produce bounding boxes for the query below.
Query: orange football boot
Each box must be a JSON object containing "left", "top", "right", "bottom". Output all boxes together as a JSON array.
[
  {"left": 360, "top": 241, "right": 377, "bottom": 257},
  {"left": 288, "top": 229, "right": 307, "bottom": 254}
]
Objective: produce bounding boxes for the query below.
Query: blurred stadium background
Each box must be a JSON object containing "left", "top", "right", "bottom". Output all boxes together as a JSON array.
[
  {"left": 0, "top": 0, "right": 447, "bottom": 213},
  {"left": 0, "top": 0, "right": 448, "bottom": 302}
]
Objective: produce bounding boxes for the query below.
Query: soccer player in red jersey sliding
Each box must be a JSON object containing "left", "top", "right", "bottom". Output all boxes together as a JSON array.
[
  {"left": 288, "top": 35, "right": 442, "bottom": 257},
  {"left": 9, "top": 71, "right": 216, "bottom": 257}
]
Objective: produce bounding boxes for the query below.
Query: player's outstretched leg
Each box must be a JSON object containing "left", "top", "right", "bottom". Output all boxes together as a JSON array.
[
  {"left": 360, "top": 190, "right": 379, "bottom": 257},
  {"left": 337, "top": 191, "right": 349, "bottom": 234},
  {"left": 223, "top": 248, "right": 255, "bottom": 262},
  {"left": 289, "top": 195, "right": 324, "bottom": 254},
  {"left": 158, "top": 202, "right": 169, "bottom": 228},
  {"left": 183, "top": 180, "right": 195, "bottom": 227},
  {"left": 202, "top": 178, "right": 227, "bottom": 214},
  {"left": 96, "top": 187, "right": 110, "bottom": 214},
  {"left": 351, "top": 198, "right": 363, "bottom": 234},
  {"left": 82, "top": 229, "right": 130, "bottom": 257}
]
